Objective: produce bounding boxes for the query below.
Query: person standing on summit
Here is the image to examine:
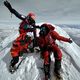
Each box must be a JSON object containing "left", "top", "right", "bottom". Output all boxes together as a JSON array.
[
  {"left": 4, "top": 1, "right": 37, "bottom": 72},
  {"left": 37, "top": 23, "right": 72, "bottom": 80}
]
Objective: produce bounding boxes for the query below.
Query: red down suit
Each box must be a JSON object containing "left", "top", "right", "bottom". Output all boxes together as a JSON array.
[
  {"left": 10, "top": 33, "right": 32, "bottom": 57},
  {"left": 37, "top": 24, "right": 71, "bottom": 65}
]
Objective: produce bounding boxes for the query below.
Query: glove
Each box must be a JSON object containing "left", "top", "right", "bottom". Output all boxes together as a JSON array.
[
  {"left": 68, "top": 38, "right": 72, "bottom": 43},
  {"left": 4, "top": 1, "right": 12, "bottom": 12}
]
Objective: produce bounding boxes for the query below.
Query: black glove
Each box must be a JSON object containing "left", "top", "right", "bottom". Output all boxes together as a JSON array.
[
  {"left": 4, "top": 1, "right": 12, "bottom": 12},
  {"left": 68, "top": 38, "right": 72, "bottom": 43}
]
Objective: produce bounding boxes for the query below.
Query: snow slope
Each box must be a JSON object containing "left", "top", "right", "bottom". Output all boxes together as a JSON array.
[{"left": 0, "top": 23, "right": 80, "bottom": 80}]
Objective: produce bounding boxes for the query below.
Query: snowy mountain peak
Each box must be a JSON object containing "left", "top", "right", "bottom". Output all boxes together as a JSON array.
[{"left": 0, "top": 23, "right": 80, "bottom": 80}]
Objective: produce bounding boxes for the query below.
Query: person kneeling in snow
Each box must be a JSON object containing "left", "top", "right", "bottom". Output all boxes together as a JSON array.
[{"left": 36, "top": 23, "right": 72, "bottom": 80}]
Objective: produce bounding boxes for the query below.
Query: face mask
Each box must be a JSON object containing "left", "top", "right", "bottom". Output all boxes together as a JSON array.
[{"left": 40, "top": 27, "right": 47, "bottom": 36}]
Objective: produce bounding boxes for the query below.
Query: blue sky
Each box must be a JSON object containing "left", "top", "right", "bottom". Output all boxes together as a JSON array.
[{"left": 0, "top": 0, "right": 80, "bottom": 24}]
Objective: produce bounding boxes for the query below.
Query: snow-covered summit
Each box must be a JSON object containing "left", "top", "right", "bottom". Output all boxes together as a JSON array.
[{"left": 0, "top": 23, "right": 80, "bottom": 80}]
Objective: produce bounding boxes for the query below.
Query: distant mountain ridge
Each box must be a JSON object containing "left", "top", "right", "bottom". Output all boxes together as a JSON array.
[{"left": 56, "top": 24, "right": 80, "bottom": 29}]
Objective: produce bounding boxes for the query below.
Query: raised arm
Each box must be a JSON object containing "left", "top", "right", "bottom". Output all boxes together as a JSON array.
[{"left": 4, "top": 1, "right": 26, "bottom": 20}]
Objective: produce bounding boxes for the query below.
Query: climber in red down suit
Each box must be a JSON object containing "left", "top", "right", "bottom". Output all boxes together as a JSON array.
[
  {"left": 37, "top": 23, "right": 72, "bottom": 79},
  {"left": 4, "top": 1, "right": 37, "bottom": 70},
  {"left": 10, "top": 33, "right": 32, "bottom": 67}
]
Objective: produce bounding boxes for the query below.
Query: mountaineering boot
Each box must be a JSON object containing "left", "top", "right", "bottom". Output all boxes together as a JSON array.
[
  {"left": 9, "top": 64, "right": 17, "bottom": 73},
  {"left": 54, "top": 60, "right": 62, "bottom": 79},
  {"left": 9, "top": 57, "right": 19, "bottom": 73},
  {"left": 44, "top": 64, "right": 51, "bottom": 80}
]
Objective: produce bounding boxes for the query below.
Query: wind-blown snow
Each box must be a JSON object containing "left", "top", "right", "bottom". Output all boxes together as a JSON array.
[{"left": 0, "top": 23, "right": 80, "bottom": 80}]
